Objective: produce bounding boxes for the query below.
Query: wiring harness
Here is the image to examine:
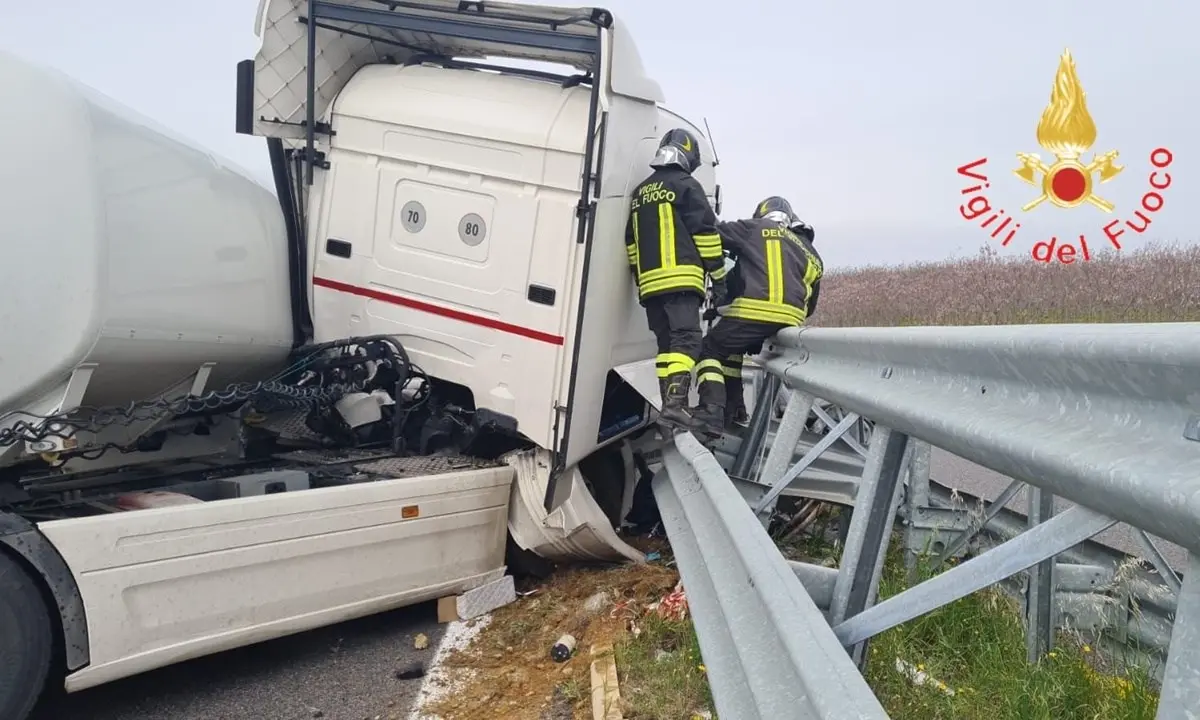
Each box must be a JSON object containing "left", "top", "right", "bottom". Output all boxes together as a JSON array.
[{"left": 0, "top": 335, "right": 426, "bottom": 451}]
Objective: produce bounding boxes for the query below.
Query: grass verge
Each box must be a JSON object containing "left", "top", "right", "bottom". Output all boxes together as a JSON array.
[
  {"left": 614, "top": 612, "right": 714, "bottom": 720},
  {"left": 861, "top": 550, "right": 1161, "bottom": 720},
  {"left": 770, "top": 512, "right": 1162, "bottom": 720}
]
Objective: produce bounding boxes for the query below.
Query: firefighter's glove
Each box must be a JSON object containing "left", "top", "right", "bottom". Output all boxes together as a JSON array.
[
  {"left": 702, "top": 306, "right": 719, "bottom": 322},
  {"left": 709, "top": 277, "right": 729, "bottom": 308}
]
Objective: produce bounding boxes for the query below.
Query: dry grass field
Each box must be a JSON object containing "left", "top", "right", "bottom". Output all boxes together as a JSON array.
[{"left": 810, "top": 242, "right": 1200, "bottom": 327}]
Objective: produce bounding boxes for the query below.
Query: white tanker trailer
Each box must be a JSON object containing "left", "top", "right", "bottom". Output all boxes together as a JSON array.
[{"left": 0, "top": 2, "right": 726, "bottom": 717}]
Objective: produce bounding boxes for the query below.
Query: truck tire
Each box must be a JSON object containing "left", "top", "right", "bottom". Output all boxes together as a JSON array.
[
  {"left": 505, "top": 534, "right": 555, "bottom": 580},
  {"left": 0, "top": 553, "right": 53, "bottom": 720}
]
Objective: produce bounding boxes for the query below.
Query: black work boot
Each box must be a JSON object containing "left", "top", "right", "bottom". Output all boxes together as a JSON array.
[
  {"left": 657, "top": 374, "right": 696, "bottom": 432},
  {"left": 724, "top": 379, "right": 749, "bottom": 431},
  {"left": 693, "top": 375, "right": 727, "bottom": 440},
  {"left": 692, "top": 403, "right": 725, "bottom": 440}
]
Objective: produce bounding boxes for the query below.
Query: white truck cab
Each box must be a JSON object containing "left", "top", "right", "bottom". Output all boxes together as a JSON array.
[
  {"left": 240, "top": 0, "right": 722, "bottom": 473},
  {"left": 0, "top": 3, "right": 722, "bottom": 718}
]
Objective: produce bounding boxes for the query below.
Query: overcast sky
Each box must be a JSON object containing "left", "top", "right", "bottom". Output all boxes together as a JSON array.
[{"left": 3, "top": 1, "right": 1196, "bottom": 268}]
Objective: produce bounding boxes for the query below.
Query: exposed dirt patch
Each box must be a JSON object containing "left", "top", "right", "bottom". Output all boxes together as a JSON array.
[{"left": 421, "top": 537, "right": 677, "bottom": 720}]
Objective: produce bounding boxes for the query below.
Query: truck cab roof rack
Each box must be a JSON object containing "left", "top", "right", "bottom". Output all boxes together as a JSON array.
[{"left": 246, "top": 0, "right": 617, "bottom": 183}]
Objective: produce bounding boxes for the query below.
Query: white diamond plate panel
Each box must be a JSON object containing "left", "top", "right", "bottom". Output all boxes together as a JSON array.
[{"left": 456, "top": 573, "right": 516, "bottom": 619}]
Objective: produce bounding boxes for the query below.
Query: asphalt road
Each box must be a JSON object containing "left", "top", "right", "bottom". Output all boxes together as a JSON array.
[
  {"left": 41, "top": 602, "right": 447, "bottom": 720},
  {"left": 930, "top": 449, "right": 1189, "bottom": 571}
]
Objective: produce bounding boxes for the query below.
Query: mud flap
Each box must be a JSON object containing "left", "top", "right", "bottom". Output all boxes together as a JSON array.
[{"left": 505, "top": 448, "right": 644, "bottom": 564}]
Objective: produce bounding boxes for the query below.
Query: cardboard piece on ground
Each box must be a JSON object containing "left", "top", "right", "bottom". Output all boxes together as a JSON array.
[{"left": 436, "top": 595, "right": 460, "bottom": 623}]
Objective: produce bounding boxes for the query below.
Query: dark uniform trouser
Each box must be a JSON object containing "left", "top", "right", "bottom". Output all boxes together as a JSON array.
[
  {"left": 643, "top": 292, "right": 703, "bottom": 380},
  {"left": 696, "top": 317, "right": 787, "bottom": 411}
]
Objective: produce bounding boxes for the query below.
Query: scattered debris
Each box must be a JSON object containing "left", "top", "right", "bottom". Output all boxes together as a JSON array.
[
  {"left": 894, "top": 657, "right": 956, "bottom": 696},
  {"left": 583, "top": 591, "right": 611, "bottom": 616},
  {"left": 395, "top": 663, "right": 427, "bottom": 680},
  {"left": 414, "top": 633, "right": 430, "bottom": 650},
  {"left": 550, "top": 634, "right": 578, "bottom": 662},
  {"left": 589, "top": 644, "right": 623, "bottom": 720},
  {"left": 413, "top": 537, "right": 677, "bottom": 720},
  {"left": 648, "top": 582, "right": 688, "bottom": 622}
]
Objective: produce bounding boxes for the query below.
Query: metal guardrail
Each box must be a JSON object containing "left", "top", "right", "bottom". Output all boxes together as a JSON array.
[
  {"left": 651, "top": 433, "right": 889, "bottom": 720},
  {"left": 651, "top": 322, "right": 1200, "bottom": 720}
]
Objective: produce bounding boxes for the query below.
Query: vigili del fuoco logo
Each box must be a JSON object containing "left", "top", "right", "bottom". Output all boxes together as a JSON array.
[{"left": 956, "top": 49, "right": 1175, "bottom": 263}]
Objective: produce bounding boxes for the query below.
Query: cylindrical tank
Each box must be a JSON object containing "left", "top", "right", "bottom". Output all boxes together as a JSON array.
[{"left": 0, "top": 51, "right": 294, "bottom": 414}]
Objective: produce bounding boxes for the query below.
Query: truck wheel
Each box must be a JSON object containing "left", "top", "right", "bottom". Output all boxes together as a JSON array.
[
  {"left": 505, "top": 534, "right": 555, "bottom": 580},
  {"left": 0, "top": 553, "right": 53, "bottom": 720}
]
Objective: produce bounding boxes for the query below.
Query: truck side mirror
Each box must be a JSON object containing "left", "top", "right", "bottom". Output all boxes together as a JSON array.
[{"left": 236, "top": 59, "right": 254, "bottom": 135}]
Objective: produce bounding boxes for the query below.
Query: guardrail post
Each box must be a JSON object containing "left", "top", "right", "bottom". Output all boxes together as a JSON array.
[
  {"left": 730, "top": 369, "right": 778, "bottom": 482},
  {"left": 1025, "top": 486, "right": 1056, "bottom": 662},
  {"left": 1157, "top": 553, "right": 1199, "bottom": 720},
  {"left": 754, "top": 389, "right": 814, "bottom": 517},
  {"left": 829, "top": 425, "right": 911, "bottom": 664},
  {"left": 901, "top": 441, "right": 931, "bottom": 576}
]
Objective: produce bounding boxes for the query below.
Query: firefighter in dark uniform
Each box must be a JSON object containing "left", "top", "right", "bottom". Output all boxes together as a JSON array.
[
  {"left": 692, "top": 196, "right": 823, "bottom": 438},
  {"left": 625, "top": 128, "right": 727, "bottom": 430},
  {"left": 711, "top": 207, "right": 820, "bottom": 431}
]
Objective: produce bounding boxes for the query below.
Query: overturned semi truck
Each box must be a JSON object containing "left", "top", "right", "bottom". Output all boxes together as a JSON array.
[{"left": 0, "top": 1, "right": 725, "bottom": 718}]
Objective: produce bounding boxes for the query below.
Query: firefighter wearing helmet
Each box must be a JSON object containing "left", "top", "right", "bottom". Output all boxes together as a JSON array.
[
  {"left": 624, "top": 128, "right": 727, "bottom": 431},
  {"left": 691, "top": 196, "right": 823, "bottom": 438}
]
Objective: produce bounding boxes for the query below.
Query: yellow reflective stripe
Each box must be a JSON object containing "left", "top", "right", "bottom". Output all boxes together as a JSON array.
[
  {"left": 631, "top": 212, "right": 640, "bottom": 268},
  {"left": 656, "top": 352, "right": 694, "bottom": 377},
  {"left": 658, "top": 353, "right": 695, "bottom": 370},
  {"left": 800, "top": 247, "right": 822, "bottom": 303},
  {"left": 725, "top": 354, "right": 744, "bottom": 364},
  {"left": 803, "top": 254, "right": 822, "bottom": 284},
  {"left": 726, "top": 297, "right": 805, "bottom": 325},
  {"left": 766, "top": 238, "right": 783, "bottom": 304},
  {"left": 643, "top": 278, "right": 705, "bottom": 295},
  {"left": 697, "top": 358, "right": 726, "bottom": 385},
  {"left": 639, "top": 265, "right": 704, "bottom": 283},
  {"left": 640, "top": 276, "right": 706, "bottom": 295},
  {"left": 694, "top": 233, "right": 722, "bottom": 259},
  {"left": 724, "top": 307, "right": 801, "bottom": 325},
  {"left": 709, "top": 265, "right": 727, "bottom": 280},
  {"left": 722, "top": 365, "right": 742, "bottom": 378},
  {"left": 659, "top": 203, "right": 676, "bottom": 269},
  {"left": 731, "top": 298, "right": 802, "bottom": 318}
]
